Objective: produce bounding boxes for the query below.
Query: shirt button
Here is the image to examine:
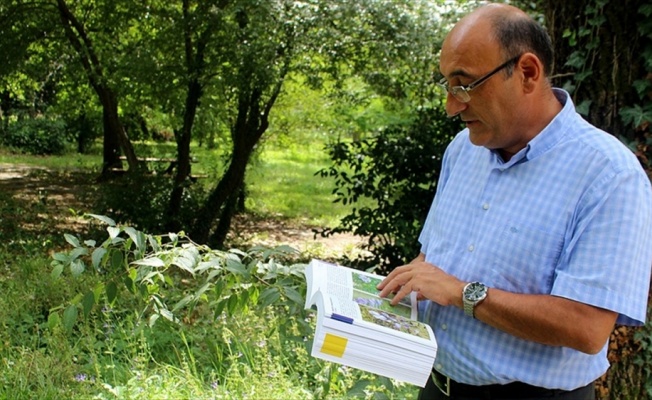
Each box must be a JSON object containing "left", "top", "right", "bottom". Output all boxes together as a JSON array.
[
  {"left": 468, "top": 244, "right": 475, "bottom": 252},
  {"left": 436, "top": 363, "right": 443, "bottom": 370},
  {"left": 482, "top": 203, "right": 490, "bottom": 210},
  {"left": 441, "top": 324, "right": 448, "bottom": 330}
]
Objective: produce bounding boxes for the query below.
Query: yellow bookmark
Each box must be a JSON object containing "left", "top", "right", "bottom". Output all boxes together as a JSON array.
[{"left": 321, "top": 333, "right": 348, "bottom": 357}]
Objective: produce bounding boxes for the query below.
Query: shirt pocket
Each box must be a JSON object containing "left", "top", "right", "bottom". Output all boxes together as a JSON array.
[{"left": 487, "top": 220, "right": 564, "bottom": 294}]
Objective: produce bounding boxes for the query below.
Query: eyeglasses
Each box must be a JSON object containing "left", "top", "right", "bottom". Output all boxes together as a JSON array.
[{"left": 437, "top": 54, "right": 522, "bottom": 103}]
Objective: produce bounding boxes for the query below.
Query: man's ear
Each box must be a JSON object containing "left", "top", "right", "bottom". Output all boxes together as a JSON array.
[{"left": 518, "top": 53, "right": 542, "bottom": 93}]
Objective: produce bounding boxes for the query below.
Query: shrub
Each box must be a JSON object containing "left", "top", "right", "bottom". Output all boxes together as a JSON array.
[
  {"left": 317, "top": 107, "right": 463, "bottom": 273},
  {"left": 1, "top": 117, "right": 71, "bottom": 155},
  {"left": 92, "top": 173, "right": 208, "bottom": 234}
]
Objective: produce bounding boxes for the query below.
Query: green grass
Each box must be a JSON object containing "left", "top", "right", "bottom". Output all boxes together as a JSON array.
[{"left": 246, "top": 146, "right": 355, "bottom": 227}]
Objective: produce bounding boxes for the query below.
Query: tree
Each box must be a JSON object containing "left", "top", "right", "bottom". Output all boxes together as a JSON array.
[
  {"left": 0, "top": 0, "right": 143, "bottom": 173},
  {"left": 189, "top": 0, "right": 300, "bottom": 246},
  {"left": 314, "top": 0, "right": 476, "bottom": 271},
  {"left": 54, "top": 0, "right": 141, "bottom": 173}
]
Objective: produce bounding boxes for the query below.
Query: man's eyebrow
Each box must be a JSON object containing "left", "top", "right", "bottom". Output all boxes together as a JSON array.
[{"left": 446, "top": 69, "right": 474, "bottom": 80}]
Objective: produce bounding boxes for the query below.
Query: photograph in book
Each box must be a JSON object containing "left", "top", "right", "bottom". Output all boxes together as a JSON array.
[
  {"left": 351, "top": 273, "right": 413, "bottom": 319},
  {"left": 359, "top": 304, "right": 431, "bottom": 340}
]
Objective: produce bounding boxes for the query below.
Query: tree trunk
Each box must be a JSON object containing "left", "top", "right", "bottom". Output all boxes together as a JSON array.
[
  {"left": 55, "top": 0, "right": 140, "bottom": 175},
  {"left": 97, "top": 88, "right": 140, "bottom": 175},
  {"left": 191, "top": 136, "right": 254, "bottom": 243},
  {"left": 542, "top": 0, "right": 644, "bottom": 137},
  {"left": 101, "top": 109, "right": 122, "bottom": 170},
  {"left": 209, "top": 181, "right": 247, "bottom": 248},
  {"left": 209, "top": 185, "right": 242, "bottom": 249},
  {"left": 166, "top": 76, "right": 202, "bottom": 231}
]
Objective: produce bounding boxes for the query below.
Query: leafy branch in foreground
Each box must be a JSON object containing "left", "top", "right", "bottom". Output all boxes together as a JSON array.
[{"left": 48, "top": 214, "right": 307, "bottom": 334}]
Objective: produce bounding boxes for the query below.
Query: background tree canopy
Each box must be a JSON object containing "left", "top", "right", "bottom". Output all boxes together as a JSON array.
[{"left": 1, "top": 0, "right": 651, "bottom": 398}]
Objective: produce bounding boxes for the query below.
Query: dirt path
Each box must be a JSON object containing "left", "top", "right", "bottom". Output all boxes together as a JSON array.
[{"left": 0, "top": 163, "right": 365, "bottom": 258}]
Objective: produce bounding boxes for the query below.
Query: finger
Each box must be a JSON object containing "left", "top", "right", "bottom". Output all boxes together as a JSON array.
[
  {"left": 376, "top": 267, "right": 403, "bottom": 290},
  {"left": 377, "top": 279, "right": 401, "bottom": 298},
  {"left": 389, "top": 283, "right": 414, "bottom": 306}
]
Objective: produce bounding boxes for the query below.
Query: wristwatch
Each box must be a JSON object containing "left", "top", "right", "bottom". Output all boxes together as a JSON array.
[{"left": 463, "top": 281, "right": 488, "bottom": 318}]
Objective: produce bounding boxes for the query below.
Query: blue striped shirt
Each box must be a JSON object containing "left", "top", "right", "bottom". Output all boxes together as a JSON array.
[{"left": 418, "top": 89, "right": 652, "bottom": 390}]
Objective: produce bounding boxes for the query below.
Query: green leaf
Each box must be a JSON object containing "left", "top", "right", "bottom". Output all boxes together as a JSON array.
[
  {"left": 214, "top": 299, "right": 227, "bottom": 318},
  {"left": 83, "top": 239, "right": 96, "bottom": 247},
  {"left": 225, "top": 258, "right": 247, "bottom": 276},
  {"left": 47, "top": 312, "right": 60, "bottom": 330},
  {"left": 64, "top": 234, "right": 81, "bottom": 248},
  {"left": 62, "top": 305, "right": 78, "bottom": 332},
  {"left": 51, "top": 263, "right": 64, "bottom": 280},
  {"left": 70, "top": 259, "right": 85, "bottom": 277},
  {"left": 575, "top": 100, "right": 592, "bottom": 117},
  {"left": 346, "top": 379, "right": 372, "bottom": 398},
  {"left": 92, "top": 248, "right": 107, "bottom": 269},
  {"left": 283, "top": 287, "right": 304, "bottom": 305},
  {"left": 108, "top": 226, "right": 121, "bottom": 239},
  {"left": 124, "top": 227, "right": 144, "bottom": 252},
  {"left": 194, "top": 282, "right": 212, "bottom": 301},
  {"left": 172, "top": 294, "right": 194, "bottom": 313},
  {"left": 87, "top": 214, "right": 116, "bottom": 226},
  {"left": 124, "top": 276, "right": 135, "bottom": 294},
  {"left": 82, "top": 292, "right": 95, "bottom": 318},
  {"left": 111, "top": 251, "right": 124, "bottom": 270},
  {"left": 227, "top": 294, "right": 239, "bottom": 315},
  {"left": 149, "top": 313, "right": 160, "bottom": 327},
  {"left": 274, "top": 245, "right": 299, "bottom": 255},
  {"left": 106, "top": 281, "right": 118, "bottom": 304},
  {"left": 147, "top": 235, "right": 162, "bottom": 252},
  {"left": 132, "top": 257, "right": 166, "bottom": 267},
  {"left": 158, "top": 308, "right": 178, "bottom": 324},
  {"left": 69, "top": 246, "right": 89, "bottom": 260},
  {"left": 172, "top": 249, "right": 198, "bottom": 274},
  {"left": 52, "top": 252, "right": 71, "bottom": 263},
  {"left": 259, "top": 287, "right": 281, "bottom": 307}
]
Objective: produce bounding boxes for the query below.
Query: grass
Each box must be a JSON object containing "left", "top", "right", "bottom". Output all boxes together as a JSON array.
[{"left": 246, "top": 145, "right": 351, "bottom": 227}]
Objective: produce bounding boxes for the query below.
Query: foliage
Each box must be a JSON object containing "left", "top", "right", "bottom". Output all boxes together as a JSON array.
[
  {"left": 48, "top": 213, "right": 306, "bottom": 335},
  {"left": 1, "top": 117, "right": 72, "bottom": 155},
  {"left": 318, "top": 108, "right": 462, "bottom": 273},
  {"left": 618, "top": 3, "right": 652, "bottom": 173},
  {"left": 23, "top": 214, "right": 421, "bottom": 398}
]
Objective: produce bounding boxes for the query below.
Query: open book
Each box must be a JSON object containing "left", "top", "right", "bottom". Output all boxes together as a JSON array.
[{"left": 304, "top": 259, "right": 437, "bottom": 387}]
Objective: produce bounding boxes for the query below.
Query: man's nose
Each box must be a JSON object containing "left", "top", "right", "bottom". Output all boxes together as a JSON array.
[{"left": 445, "top": 93, "right": 468, "bottom": 118}]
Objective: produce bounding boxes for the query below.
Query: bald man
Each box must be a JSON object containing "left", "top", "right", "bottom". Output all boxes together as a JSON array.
[{"left": 378, "top": 4, "right": 652, "bottom": 400}]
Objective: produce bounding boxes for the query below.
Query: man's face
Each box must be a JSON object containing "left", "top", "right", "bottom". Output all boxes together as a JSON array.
[{"left": 439, "top": 23, "right": 527, "bottom": 158}]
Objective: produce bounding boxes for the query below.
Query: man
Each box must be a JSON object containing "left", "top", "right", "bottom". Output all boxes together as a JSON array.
[{"left": 377, "top": 3, "right": 652, "bottom": 400}]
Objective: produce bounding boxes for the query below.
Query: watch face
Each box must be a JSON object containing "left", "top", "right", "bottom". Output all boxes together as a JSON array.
[{"left": 465, "top": 282, "right": 487, "bottom": 301}]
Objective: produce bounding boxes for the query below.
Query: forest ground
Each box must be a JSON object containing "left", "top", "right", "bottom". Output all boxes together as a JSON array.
[{"left": 0, "top": 163, "right": 365, "bottom": 257}]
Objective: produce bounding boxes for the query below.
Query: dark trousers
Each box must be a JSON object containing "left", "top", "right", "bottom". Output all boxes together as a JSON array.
[{"left": 418, "top": 372, "right": 596, "bottom": 400}]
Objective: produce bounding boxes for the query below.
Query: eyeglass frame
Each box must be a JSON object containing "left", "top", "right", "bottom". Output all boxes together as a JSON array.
[{"left": 437, "top": 54, "right": 522, "bottom": 103}]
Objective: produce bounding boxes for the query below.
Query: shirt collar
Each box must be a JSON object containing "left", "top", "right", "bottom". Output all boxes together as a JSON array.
[{"left": 490, "top": 88, "right": 573, "bottom": 168}]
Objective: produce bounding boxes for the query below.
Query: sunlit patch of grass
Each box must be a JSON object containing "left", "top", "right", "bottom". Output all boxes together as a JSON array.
[{"left": 246, "top": 146, "right": 366, "bottom": 227}]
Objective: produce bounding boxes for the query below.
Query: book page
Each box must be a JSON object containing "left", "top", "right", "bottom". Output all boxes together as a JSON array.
[{"left": 328, "top": 294, "right": 362, "bottom": 320}]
